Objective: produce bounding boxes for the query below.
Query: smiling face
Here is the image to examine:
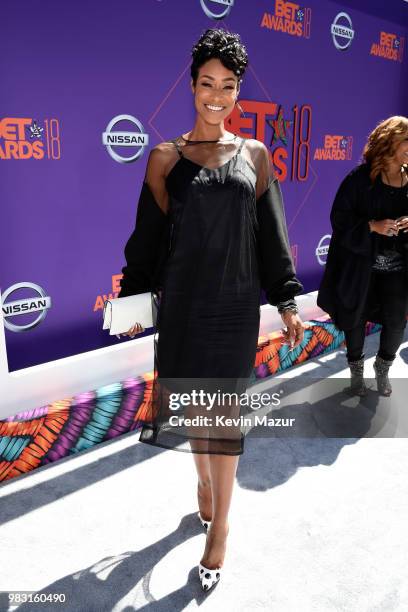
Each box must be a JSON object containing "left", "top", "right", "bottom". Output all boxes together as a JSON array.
[{"left": 191, "top": 58, "right": 240, "bottom": 124}]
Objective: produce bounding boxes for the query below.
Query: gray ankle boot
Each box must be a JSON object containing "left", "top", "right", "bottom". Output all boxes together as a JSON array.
[
  {"left": 348, "top": 358, "right": 367, "bottom": 396},
  {"left": 373, "top": 355, "right": 393, "bottom": 396}
]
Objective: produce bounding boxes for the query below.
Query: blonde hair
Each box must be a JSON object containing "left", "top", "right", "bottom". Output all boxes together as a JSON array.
[{"left": 362, "top": 115, "right": 408, "bottom": 183}]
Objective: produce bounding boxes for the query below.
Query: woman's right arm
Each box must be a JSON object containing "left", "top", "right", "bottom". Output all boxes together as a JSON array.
[{"left": 118, "top": 146, "right": 170, "bottom": 336}]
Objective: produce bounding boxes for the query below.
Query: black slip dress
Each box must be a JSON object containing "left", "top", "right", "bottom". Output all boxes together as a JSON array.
[{"left": 118, "top": 135, "right": 303, "bottom": 455}]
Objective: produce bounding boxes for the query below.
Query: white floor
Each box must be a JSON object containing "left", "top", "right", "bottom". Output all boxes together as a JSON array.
[{"left": 1, "top": 329, "right": 407, "bottom": 612}]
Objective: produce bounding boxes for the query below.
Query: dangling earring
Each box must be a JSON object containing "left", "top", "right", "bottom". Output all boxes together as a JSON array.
[{"left": 235, "top": 98, "right": 246, "bottom": 118}]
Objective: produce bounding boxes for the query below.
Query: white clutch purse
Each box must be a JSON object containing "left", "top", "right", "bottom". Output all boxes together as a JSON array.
[{"left": 102, "top": 292, "right": 158, "bottom": 335}]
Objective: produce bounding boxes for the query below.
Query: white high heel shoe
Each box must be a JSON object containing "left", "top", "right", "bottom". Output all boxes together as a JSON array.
[
  {"left": 198, "top": 562, "right": 222, "bottom": 591},
  {"left": 198, "top": 524, "right": 227, "bottom": 591},
  {"left": 197, "top": 511, "right": 212, "bottom": 531}
]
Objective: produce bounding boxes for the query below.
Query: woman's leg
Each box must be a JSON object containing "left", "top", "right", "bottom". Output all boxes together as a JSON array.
[
  {"left": 188, "top": 389, "right": 242, "bottom": 568},
  {"left": 378, "top": 325, "right": 407, "bottom": 361},
  {"left": 343, "top": 267, "right": 380, "bottom": 363},
  {"left": 377, "top": 271, "right": 408, "bottom": 361},
  {"left": 373, "top": 270, "right": 408, "bottom": 395},
  {"left": 342, "top": 270, "right": 377, "bottom": 395},
  {"left": 344, "top": 323, "right": 367, "bottom": 362},
  {"left": 187, "top": 382, "right": 241, "bottom": 526},
  {"left": 192, "top": 450, "right": 213, "bottom": 522},
  {"left": 200, "top": 453, "right": 239, "bottom": 569},
  {"left": 344, "top": 321, "right": 368, "bottom": 394}
]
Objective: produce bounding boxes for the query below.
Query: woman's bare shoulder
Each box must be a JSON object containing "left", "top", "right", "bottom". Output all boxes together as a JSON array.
[
  {"left": 242, "top": 139, "right": 271, "bottom": 175},
  {"left": 245, "top": 138, "right": 265, "bottom": 150},
  {"left": 147, "top": 140, "right": 179, "bottom": 176},
  {"left": 244, "top": 138, "right": 268, "bottom": 161}
]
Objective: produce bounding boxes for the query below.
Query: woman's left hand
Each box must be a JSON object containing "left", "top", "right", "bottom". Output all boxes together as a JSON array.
[
  {"left": 396, "top": 217, "right": 408, "bottom": 233},
  {"left": 280, "top": 311, "right": 305, "bottom": 349}
]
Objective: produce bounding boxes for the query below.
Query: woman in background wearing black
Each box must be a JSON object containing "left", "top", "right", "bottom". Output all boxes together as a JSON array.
[{"left": 318, "top": 116, "right": 408, "bottom": 396}]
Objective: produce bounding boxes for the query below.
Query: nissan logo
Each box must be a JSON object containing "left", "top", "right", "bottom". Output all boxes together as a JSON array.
[
  {"left": 102, "top": 115, "right": 149, "bottom": 164},
  {"left": 1, "top": 282, "right": 52, "bottom": 332},
  {"left": 200, "top": 0, "right": 234, "bottom": 20}
]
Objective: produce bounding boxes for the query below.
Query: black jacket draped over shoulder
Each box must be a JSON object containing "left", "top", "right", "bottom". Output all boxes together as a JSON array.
[
  {"left": 317, "top": 162, "right": 408, "bottom": 330},
  {"left": 117, "top": 181, "right": 171, "bottom": 298},
  {"left": 255, "top": 176, "right": 303, "bottom": 305}
]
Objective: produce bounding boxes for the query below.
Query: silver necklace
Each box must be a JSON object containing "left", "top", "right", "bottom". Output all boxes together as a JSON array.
[
  {"left": 181, "top": 134, "right": 237, "bottom": 145},
  {"left": 383, "top": 168, "right": 408, "bottom": 189}
]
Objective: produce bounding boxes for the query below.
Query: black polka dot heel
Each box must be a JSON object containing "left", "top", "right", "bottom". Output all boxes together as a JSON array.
[
  {"left": 197, "top": 511, "right": 211, "bottom": 531},
  {"left": 198, "top": 562, "right": 222, "bottom": 591}
]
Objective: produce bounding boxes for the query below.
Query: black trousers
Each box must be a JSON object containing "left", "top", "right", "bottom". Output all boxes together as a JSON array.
[{"left": 345, "top": 269, "right": 408, "bottom": 363}]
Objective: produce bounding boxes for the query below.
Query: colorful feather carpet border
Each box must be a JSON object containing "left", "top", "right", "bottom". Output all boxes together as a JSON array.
[{"left": 0, "top": 319, "right": 380, "bottom": 483}]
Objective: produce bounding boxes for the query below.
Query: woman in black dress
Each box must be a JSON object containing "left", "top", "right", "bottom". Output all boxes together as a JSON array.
[
  {"left": 318, "top": 116, "right": 408, "bottom": 397},
  {"left": 118, "top": 28, "right": 304, "bottom": 590}
]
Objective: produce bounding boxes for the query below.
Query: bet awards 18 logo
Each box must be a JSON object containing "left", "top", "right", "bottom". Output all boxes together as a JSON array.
[
  {"left": 314, "top": 135, "right": 353, "bottom": 161},
  {"left": 0, "top": 117, "right": 61, "bottom": 160},
  {"left": 226, "top": 100, "right": 312, "bottom": 182},
  {"left": 261, "top": 0, "right": 312, "bottom": 39},
  {"left": 370, "top": 31, "right": 405, "bottom": 63}
]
